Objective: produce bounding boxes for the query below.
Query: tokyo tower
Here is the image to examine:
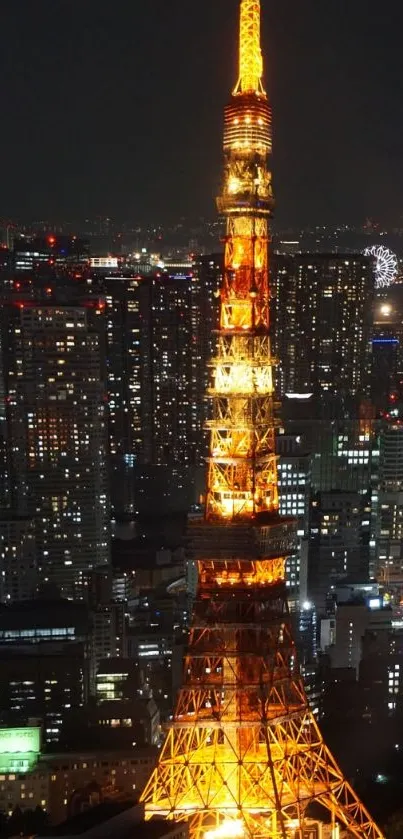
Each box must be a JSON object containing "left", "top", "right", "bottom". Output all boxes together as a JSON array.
[{"left": 141, "top": 4, "right": 384, "bottom": 839}]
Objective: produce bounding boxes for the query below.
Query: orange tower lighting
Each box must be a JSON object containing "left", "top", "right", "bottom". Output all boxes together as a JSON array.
[{"left": 141, "top": 4, "right": 385, "bottom": 839}]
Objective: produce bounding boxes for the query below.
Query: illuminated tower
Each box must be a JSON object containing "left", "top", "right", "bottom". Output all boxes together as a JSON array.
[{"left": 141, "top": 4, "right": 384, "bottom": 839}]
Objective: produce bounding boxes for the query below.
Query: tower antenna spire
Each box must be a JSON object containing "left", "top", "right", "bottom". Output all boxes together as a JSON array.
[
  {"left": 141, "top": 4, "right": 385, "bottom": 839},
  {"left": 234, "top": 0, "right": 265, "bottom": 95}
]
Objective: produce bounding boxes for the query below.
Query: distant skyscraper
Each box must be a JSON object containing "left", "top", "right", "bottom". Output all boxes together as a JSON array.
[
  {"left": 309, "top": 489, "right": 371, "bottom": 613},
  {"left": 0, "top": 514, "right": 37, "bottom": 602},
  {"left": 272, "top": 253, "right": 375, "bottom": 413},
  {"left": 1, "top": 300, "right": 110, "bottom": 598},
  {"left": 0, "top": 341, "right": 9, "bottom": 510},
  {"left": 276, "top": 433, "right": 311, "bottom": 609},
  {"left": 92, "top": 273, "right": 144, "bottom": 520},
  {"left": 13, "top": 235, "right": 89, "bottom": 280},
  {"left": 191, "top": 255, "right": 222, "bottom": 460},
  {"left": 282, "top": 407, "right": 380, "bottom": 612},
  {"left": 376, "top": 423, "right": 403, "bottom": 580},
  {"left": 90, "top": 263, "right": 218, "bottom": 518},
  {"left": 142, "top": 273, "right": 196, "bottom": 467},
  {"left": 275, "top": 280, "right": 380, "bottom": 612},
  {"left": 371, "top": 288, "right": 403, "bottom": 411}
]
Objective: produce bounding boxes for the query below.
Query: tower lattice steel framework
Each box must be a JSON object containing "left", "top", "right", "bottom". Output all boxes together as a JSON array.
[{"left": 141, "top": 4, "right": 384, "bottom": 839}]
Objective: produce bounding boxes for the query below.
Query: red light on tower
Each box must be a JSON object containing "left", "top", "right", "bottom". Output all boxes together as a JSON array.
[{"left": 48, "top": 236, "right": 56, "bottom": 246}]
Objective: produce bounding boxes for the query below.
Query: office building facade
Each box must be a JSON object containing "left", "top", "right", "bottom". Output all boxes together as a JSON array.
[
  {"left": 309, "top": 490, "right": 372, "bottom": 613},
  {"left": 0, "top": 514, "right": 37, "bottom": 602},
  {"left": 376, "top": 423, "right": 403, "bottom": 581},
  {"left": 90, "top": 273, "right": 144, "bottom": 520},
  {"left": 276, "top": 433, "right": 311, "bottom": 609},
  {"left": 1, "top": 301, "right": 110, "bottom": 598},
  {"left": 272, "top": 253, "right": 375, "bottom": 413}
]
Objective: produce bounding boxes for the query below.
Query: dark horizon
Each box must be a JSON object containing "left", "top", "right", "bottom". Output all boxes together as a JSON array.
[{"left": 1, "top": 0, "right": 403, "bottom": 228}]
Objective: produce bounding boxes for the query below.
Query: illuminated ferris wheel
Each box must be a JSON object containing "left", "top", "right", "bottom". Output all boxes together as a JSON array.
[{"left": 364, "top": 245, "right": 398, "bottom": 289}]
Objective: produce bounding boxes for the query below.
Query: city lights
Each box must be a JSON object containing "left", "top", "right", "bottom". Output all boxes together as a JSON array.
[
  {"left": 140, "top": 4, "right": 385, "bottom": 839},
  {"left": 0, "top": 0, "right": 401, "bottom": 831}
]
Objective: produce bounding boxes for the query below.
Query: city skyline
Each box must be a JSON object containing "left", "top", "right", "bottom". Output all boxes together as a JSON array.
[
  {"left": 1, "top": 0, "right": 403, "bottom": 227},
  {"left": 1, "top": 0, "right": 403, "bottom": 833}
]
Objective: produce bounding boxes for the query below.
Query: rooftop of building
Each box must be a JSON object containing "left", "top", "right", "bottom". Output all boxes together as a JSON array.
[
  {"left": 94, "top": 698, "right": 159, "bottom": 720},
  {"left": 38, "top": 802, "right": 186, "bottom": 839},
  {"left": 96, "top": 658, "right": 135, "bottom": 675},
  {"left": 272, "top": 251, "right": 373, "bottom": 261},
  {"left": 40, "top": 800, "right": 136, "bottom": 837},
  {"left": 40, "top": 744, "right": 158, "bottom": 763},
  {"left": 0, "top": 598, "right": 89, "bottom": 632}
]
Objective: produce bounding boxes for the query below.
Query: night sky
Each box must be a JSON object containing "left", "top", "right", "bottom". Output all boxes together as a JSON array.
[{"left": 1, "top": 0, "right": 403, "bottom": 227}]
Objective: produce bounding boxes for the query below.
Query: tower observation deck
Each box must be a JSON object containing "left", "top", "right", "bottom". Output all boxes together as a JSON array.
[{"left": 141, "top": 4, "right": 385, "bottom": 839}]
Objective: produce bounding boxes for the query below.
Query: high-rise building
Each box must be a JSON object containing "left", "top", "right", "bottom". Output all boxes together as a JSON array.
[
  {"left": 90, "top": 601, "right": 127, "bottom": 692},
  {"left": 360, "top": 621, "right": 403, "bottom": 720},
  {"left": 282, "top": 408, "right": 380, "bottom": 606},
  {"left": 142, "top": 273, "right": 195, "bottom": 467},
  {"left": 329, "top": 600, "right": 392, "bottom": 678},
  {"left": 282, "top": 409, "right": 378, "bottom": 496},
  {"left": 122, "top": 268, "right": 211, "bottom": 512},
  {"left": 191, "top": 254, "right": 222, "bottom": 463},
  {"left": 376, "top": 422, "right": 403, "bottom": 581},
  {"left": 91, "top": 272, "right": 145, "bottom": 520},
  {"left": 309, "top": 490, "right": 372, "bottom": 613},
  {"left": 1, "top": 299, "right": 110, "bottom": 599},
  {"left": 372, "top": 298, "right": 400, "bottom": 411},
  {"left": 88, "top": 260, "right": 221, "bottom": 518},
  {"left": 0, "top": 258, "right": 9, "bottom": 508},
  {"left": 0, "top": 514, "right": 37, "bottom": 602},
  {"left": 85, "top": 568, "right": 127, "bottom": 694},
  {"left": 276, "top": 433, "right": 311, "bottom": 609},
  {"left": 371, "top": 285, "right": 403, "bottom": 412},
  {"left": 12, "top": 236, "right": 89, "bottom": 281},
  {"left": 272, "top": 253, "right": 375, "bottom": 413},
  {"left": 0, "top": 598, "right": 89, "bottom": 744}
]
